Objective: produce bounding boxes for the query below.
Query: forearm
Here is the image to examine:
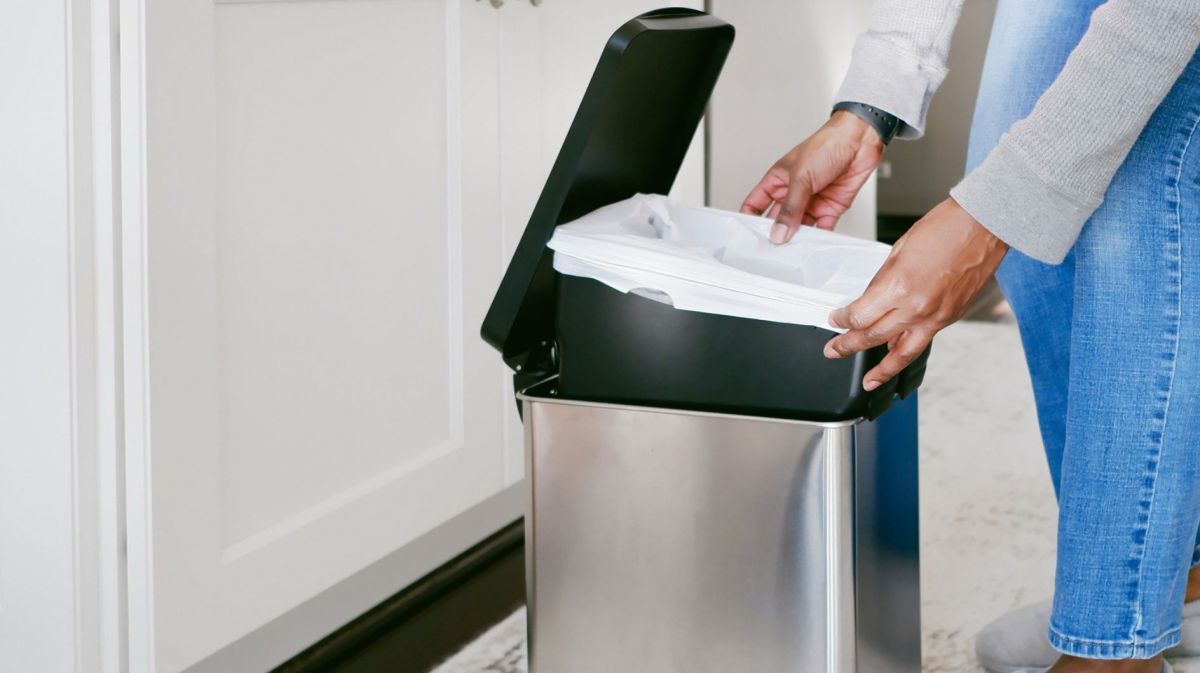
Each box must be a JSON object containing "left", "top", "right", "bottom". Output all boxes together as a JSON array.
[
  {"left": 952, "top": 0, "right": 1200, "bottom": 264},
  {"left": 834, "top": 0, "right": 967, "bottom": 139}
]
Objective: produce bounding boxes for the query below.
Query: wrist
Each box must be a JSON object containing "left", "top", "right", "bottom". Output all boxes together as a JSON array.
[
  {"left": 831, "top": 102, "right": 901, "bottom": 146},
  {"left": 829, "top": 110, "right": 886, "bottom": 152},
  {"left": 946, "top": 197, "right": 1010, "bottom": 256}
]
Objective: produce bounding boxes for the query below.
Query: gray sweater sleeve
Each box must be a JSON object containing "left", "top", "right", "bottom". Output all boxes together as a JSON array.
[{"left": 836, "top": 0, "right": 1200, "bottom": 264}]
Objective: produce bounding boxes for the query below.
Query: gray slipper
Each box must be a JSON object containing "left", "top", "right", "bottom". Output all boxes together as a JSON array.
[{"left": 976, "top": 599, "right": 1200, "bottom": 673}]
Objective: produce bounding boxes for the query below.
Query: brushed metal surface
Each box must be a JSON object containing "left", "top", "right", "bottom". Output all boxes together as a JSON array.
[
  {"left": 824, "top": 426, "right": 857, "bottom": 673},
  {"left": 521, "top": 395, "right": 866, "bottom": 673},
  {"left": 854, "top": 393, "right": 923, "bottom": 673}
]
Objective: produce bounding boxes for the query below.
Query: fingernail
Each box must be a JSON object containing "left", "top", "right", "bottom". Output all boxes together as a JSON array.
[
  {"left": 770, "top": 222, "right": 788, "bottom": 244},
  {"left": 863, "top": 379, "right": 880, "bottom": 391},
  {"left": 824, "top": 342, "right": 841, "bottom": 359}
]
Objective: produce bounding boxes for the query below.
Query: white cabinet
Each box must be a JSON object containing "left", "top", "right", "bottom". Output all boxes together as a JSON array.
[
  {"left": 124, "top": 2, "right": 510, "bottom": 671},
  {"left": 116, "top": 1, "right": 701, "bottom": 672}
]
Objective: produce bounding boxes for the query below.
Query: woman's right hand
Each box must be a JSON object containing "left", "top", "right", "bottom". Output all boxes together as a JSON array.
[{"left": 741, "top": 110, "right": 886, "bottom": 243}]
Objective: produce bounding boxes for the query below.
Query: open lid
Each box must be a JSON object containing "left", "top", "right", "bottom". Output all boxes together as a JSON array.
[{"left": 480, "top": 8, "right": 735, "bottom": 369}]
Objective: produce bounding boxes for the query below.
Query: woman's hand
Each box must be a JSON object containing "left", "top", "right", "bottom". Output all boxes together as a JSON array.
[
  {"left": 824, "top": 198, "right": 1009, "bottom": 391},
  {"left": 741, "top": 110, "right": 885, "bottom": 241}
]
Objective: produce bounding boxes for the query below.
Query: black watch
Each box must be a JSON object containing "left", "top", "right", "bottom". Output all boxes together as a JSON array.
[{"left": 832, "top": 101, "right": 902, "bottom": 145}]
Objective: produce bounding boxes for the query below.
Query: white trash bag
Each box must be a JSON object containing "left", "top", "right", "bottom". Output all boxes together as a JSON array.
[{"left": 548, "top": 193, "right": 891, "bottom": 329}]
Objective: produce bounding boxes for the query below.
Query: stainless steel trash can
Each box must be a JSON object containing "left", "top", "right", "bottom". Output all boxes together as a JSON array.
[
  {"left": 519, "top": 383, "right": 921, "bottom": 673},
  {"left": 480, "top": 9, "right": 926, "bottom": 673}
]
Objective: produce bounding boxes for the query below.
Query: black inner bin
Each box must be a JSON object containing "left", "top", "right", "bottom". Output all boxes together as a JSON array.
[{"left": 556, "top": 274, "right": 926, "bottom": 422}]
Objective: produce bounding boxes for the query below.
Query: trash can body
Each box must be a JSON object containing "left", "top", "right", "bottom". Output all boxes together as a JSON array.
[{"left": 521, "top": 384, "right": 922, "bottom": 673}]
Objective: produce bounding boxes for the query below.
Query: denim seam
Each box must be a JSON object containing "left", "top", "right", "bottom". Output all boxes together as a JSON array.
[
  {"left": 1048, "top": 623, "right": 1181, "bottom": 659},
  {"left": 1124, "top": 273, "right": 1176, "bottom": 644},
  {"left": 1119, "top": 105, "right": 1199, "bottom": 648},
  {"left": 1048, "top": 624, "right": 1181, "bottom": 647},
  {"left": 1177, "top": 107, "right": 1200, "bottom": 578},
  {"left": 1173, "top": 108, "right": 1200, "bottom": 212},
  {"left": 1129, "top": 103, "right": 1200, "bottom": 645}
]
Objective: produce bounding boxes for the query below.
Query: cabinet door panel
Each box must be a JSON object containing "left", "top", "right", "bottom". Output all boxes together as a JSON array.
[
  {"left": 130, "top": 2, "right": 513, "bottom": 670},
  {"left": 212, "top": 0, "right": 457, "bottom": 551}
]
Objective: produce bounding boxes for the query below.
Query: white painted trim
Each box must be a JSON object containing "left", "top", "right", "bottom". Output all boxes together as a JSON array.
[
  {"left": 71, "top": 0, "right": 129, "bottom": 670},
  {"left": 86, "top": 0, "right": 129, "bottom": 671},
  {"left": 445, "top": 0, "right": 467, "bottom": 491},
  {"left": 66, "top": 0, "right": 91, "bottom": 669},
  {"left": 118, "top": 0, "right": 156, "bottom": 671},
  {"left": 495, "top": 0, "right": 523, "bottom": 488},
  {"left": 496, "top": 0, "right": 516, "bottom": 488}
]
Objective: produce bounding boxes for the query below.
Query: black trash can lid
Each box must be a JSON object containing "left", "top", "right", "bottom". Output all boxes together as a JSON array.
[{"left": 480, "top": 8, "right": 735, "bottom": 366}]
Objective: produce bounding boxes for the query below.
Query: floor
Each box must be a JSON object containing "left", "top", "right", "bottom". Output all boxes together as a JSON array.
[{"left": 430, "top": 321, "right": 1200, "bottom": 673}]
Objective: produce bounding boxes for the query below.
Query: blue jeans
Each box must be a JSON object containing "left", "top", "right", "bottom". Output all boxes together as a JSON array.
[{"left": 967, "top": 0, "right": 1200, "bottom": 660}]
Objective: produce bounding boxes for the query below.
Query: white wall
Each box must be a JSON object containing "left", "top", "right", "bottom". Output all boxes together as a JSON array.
[
  {"left": 708, "top": 0, "right": 876, "bottom": 241},
  {"left": 877, "top": 0, "right": 997, "bottom": 215}
]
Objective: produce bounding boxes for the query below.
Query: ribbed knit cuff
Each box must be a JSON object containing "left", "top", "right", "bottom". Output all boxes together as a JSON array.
[
  {"left": 950, "top": 140, "right": 1101, "bottom": 265},
  {"left": 834, "top": 33, "right": 948, "bottom": 140}
]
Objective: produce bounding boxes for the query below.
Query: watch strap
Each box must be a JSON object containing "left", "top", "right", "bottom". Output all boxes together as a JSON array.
[{"left": 832, "top": 101, "right": 902, "bottom": 145}]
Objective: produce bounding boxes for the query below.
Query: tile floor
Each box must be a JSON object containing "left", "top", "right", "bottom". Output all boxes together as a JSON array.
[{"left": 432, "top": 321, "right": 1200, "bottom": 673}]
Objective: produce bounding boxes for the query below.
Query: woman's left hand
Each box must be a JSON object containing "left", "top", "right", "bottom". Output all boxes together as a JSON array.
[{"left": 824, "top": 197, "right": 1009, "bottom": 391}]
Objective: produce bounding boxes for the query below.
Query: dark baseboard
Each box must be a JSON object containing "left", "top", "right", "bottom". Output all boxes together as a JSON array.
[{"left": 272, "top": 520, "right": 526, "bottom": 673}]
